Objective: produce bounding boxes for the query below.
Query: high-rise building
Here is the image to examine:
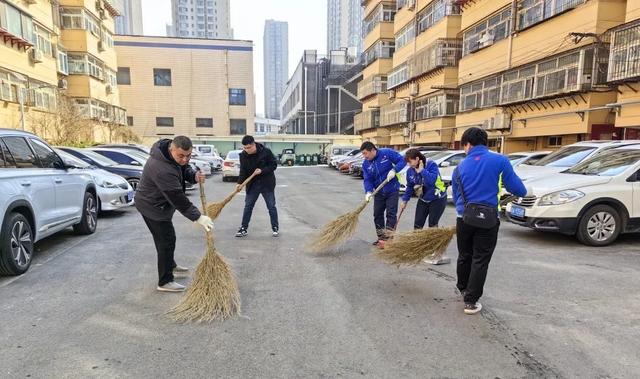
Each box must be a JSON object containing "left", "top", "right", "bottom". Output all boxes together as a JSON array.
[
  {"left": 263, "top": 20, "right": 288, "bottom": 120},
  {"left": 171, "top": 0, "right": 231, "bottom": 39},
  {"left": 114, "top": 0, "right": 143, "bottom": 35},
  {"left": 327, "top": 0, "right": 364, "bottom": 56}
]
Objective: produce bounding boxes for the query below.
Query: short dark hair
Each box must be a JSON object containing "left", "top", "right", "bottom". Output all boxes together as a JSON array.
[
  {"left": 461, "top": 127, "right": 488, "bottom": 147},
  {"left": 360, "top": 141, "right": 376, "bottom": 151},
  {"left": 171, "top": 136, "right": 193, "bottom": 150},
  {"left": 241, "top": 135, "right": 255, "bottom": 145},
  {"left": 404, "top": 148, "right": 426, "bottom": 165}
]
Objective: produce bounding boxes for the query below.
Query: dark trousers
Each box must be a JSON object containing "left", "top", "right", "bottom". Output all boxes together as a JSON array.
[
  {"left": 456, "top": 218, "right": 500, "bottom": 304},
  {"left": 241, "top": 188, "right": 279, "bottom": 230},
  {"left": 414, "top": 196, "right": 447, "bottom": 229},
  {"left": 142, "top": 216, "right": 177, "bottom": 286},
  {"left": 373, "top": 191, "right": 399, "bottom": 239}
]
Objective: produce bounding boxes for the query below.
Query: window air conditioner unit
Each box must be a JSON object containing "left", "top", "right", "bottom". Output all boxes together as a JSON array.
[
  {"left": 492, "top": 113, "right": 511, "bottom": 130},
  {"left": 402, "top": 127, "right": 410, "bottom": 137},
  {"left": 58, "top": 78, "right": 68, "bottom": 89},
  {"left": 30, "top": 49, "right": 44, "bottom": 63},
  {"left": 388, "top": 89, "right": 396, "bottom": 99},
  {"left": 407, "top": 0, "right": 416, "bottom": 10},
  {"left": 481, "top": 119, "right": 493, "bottom": 130},
  {"left": 105, "top": 84, "right": 113, "bottom": 94},
  {"left": 98, "top": 41, "right": 105, "bottom": 51},
  {"left": 99, "top": 10, "right": 107, "bottom": 20},
  {"left": 409, "top": 82, "right": 419, "bottom": 96}
]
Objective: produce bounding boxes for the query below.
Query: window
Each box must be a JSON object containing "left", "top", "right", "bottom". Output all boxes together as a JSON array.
[
  {"left": 60, "top": 7, "right": 84, "bottom": 29},
  {"left": 156, "top": 117, "right": 174, "bottom": 127},
  {"left": 106, "top": 69, "right": 117, "bottom": 88},
  {"left": 459, "top": 76, "right": 502, "bottom": 111},
  {"left": 444, "top": 153, "right": 465, "bottom": 166},
  {"left": 413, "top": 92, "right": 459, "bottom": 120},
  {"left": 608, "top": 24, "right": 640, "bottom": 82},
  {"left": 229, "top": 89, "right": 246, "bottom": 105},
  {"left": 410, "top": 39, "right": 462, "bottom": 77},
  {"left": 2, "top": 137, "right": 39, "bottom": 169},
  {"left": 417, "top": 0, "right": 460, "bottom": 35},
  {"left": 29, "top": 138, "right": 61, "bottom": 169},
  {"left": 230, "top": 119, "right": 247, "bottom": 135},
  {"left": 380, "top": 101, "right": 409, "bottom": 126},
  {"left": 57, "top": 50, "right": 69, "bottom": 75},
  {"left": 548, "top": 136, "right": 563, "bottom": 147},
  {"left": 87, "top": 55, "right": 104, "bottom": 79},
  {"left": 153, "top": 68, "right": 172, "bottom": 86},
  {"left": 101, "top": 28, "right": 114, "bottom": 48},
  {"left": 35, "top": 25, "right": 53, "bottom": 56},
  {"left": 0, "top": 139, "right": 15, "bottom": 167},
  {"left": 68, "top": 54, "right": 104, "bottom": 79},
  {"left": 463, "top": 7, "right": 511, "bottom": 56},
  {"left": 517, "top": 0, "right": 586, "bottom": 31},
  {"left": 117, "top": 67, "right": 131, "bottom": 85},
  {"left": 363, "top": 3, "right": 396, "bottom": 37},
  {"left": 1, "top": 2, "right": 35, "bottom": 43},
  {"left": 127, "top": 116, "right": 134, "bottom": 126},
  {"left": 196, "top": 118, "right": 213, "bottom": 128},
  {"left": 28, "top": 85, "right": 56, "bottom": 111},
  {"left": 388, "top": 64, "right": 409, "bottom": 89},
  {"left": 395, "top": 22, "right": 415, "bottom": 50}
]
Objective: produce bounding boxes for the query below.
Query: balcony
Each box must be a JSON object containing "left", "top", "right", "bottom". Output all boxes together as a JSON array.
[
  {"left": 355, "top": 109, "right": 381, "bottom": 132},
  {"left": 363, "top": 40, "right": 395, "bottom": 67},
  {"left": 358, "top": 75, "right": 388, "bottom": 100},
  {"left": 608, "top": 23, "right": 640, "bottom": 82},
  {"left": 409, "top": 38, "right": 462, "bottom": 79},
  {"left": 380, "top": 101, "right": 409, "bottom": 126}
]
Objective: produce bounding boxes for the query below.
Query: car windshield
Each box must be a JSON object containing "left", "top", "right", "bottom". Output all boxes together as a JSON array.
[
  {"left": 227, "top": 151, "right": 240, "bottom": 160},
  {"left": 566, "top": 149, "right": 640, "bottom": 176},
  {"left": 429, "top": 151, "right": 456, "bottom": 161},
  {"left": 198, "top": 146, "right": 212, "bottom": 154},
  {"left": 79, "top": 149, "right": 118, "bottom": 166},
  {"left": 124, "top": 150, "right": 149, "bottom": 161},
  {"left": 508, "top": 154, "right": 527, "bottom": 161},
  {"left": 55, "top": 149, "right": 90, "bottom": 168},
  {"left": 533, "top": 146, "right": 596, "bottom": 167}
]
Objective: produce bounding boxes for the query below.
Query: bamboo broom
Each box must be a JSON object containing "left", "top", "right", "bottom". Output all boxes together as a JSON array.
[
  {"left": 167, "top": 182, "right": 241, "bottom": 323},
  {"left": 375, "top": 226, "right": 456, "bottom": 267},
  {"left": 309, "top": 177, "right": 392, "bottom": 252},
  {"left": 206, "top": 171, "right": 259, "bottom": 220}
]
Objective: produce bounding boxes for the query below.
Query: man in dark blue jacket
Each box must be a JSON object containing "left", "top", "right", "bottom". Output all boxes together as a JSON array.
[
  {"left": 361, "top": 141, "right": 406, "bottom": 245},
  {"left": 452, "top": 127, "right": 528, "bottom": 315}
]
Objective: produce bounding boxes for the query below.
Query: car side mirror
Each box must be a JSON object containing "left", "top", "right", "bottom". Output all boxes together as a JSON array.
[{"left": 440, "top": 161, "right": 451, "bottom": 168}]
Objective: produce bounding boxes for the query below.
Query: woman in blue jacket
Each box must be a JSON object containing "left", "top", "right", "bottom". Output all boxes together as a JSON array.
[{"left": 400, "top": 149, "right": 448, "bottom": 229}]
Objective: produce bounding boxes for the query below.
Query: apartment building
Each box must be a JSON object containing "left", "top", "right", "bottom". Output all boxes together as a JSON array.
[
  {"left": 608, "top": 0, "right": 640, "bottom": 139},
  {"left": 1, "top": 0, "right": 126, "bottom": 142},
  {"left": 114, "top": 35, "right": 255, "bottom": 143},
  {"left": 356, "top": 0, "right": 639, "bottom": 152},
  {"left": 170, "top": 0, "right": 231, "bottom": 39}
]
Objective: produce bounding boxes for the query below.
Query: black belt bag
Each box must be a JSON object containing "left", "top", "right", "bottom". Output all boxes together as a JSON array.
[{"left": 456, "top": 173, "right": 498, "bottom": 229}]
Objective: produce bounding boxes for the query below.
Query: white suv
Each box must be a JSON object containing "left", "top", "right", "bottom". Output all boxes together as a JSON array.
[
  {"left": 0, "top": 129, "right": 98, "bottom": 275},
  {"left": 505, "top": 144, "right": 640, "bottom": 246}
]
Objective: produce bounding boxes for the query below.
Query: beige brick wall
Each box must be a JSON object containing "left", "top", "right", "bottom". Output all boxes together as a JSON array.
[{"left": 115, "top": 36, "right": 255, "bottom": 142}]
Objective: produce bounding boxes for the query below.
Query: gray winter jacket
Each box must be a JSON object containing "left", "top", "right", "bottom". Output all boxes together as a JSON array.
[{"left": 135, "top": 139, "right": 201, "bottom": 221}]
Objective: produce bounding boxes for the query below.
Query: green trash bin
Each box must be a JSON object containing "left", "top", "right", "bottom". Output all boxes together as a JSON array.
[
  {"left": 303, "top": 154, "right": 309, "bottom": 166},
  {"left": 311, "top": 154, "right": 318, "bottom": 165}
]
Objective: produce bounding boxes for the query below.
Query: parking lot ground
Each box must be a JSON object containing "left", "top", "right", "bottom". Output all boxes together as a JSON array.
[{"left": 1, "top": 167, "right": 639, "bottom": 378}]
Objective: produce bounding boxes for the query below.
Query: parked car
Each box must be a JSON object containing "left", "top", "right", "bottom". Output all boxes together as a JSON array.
[
  {"left": 191, "top": 151, "right": 220, "bottom": 172},
  {"left": 90, "top": 148, "right": 146, "bottom": 167},
  {"left": 505, "top": 144, "right": 640, "bottom": 246},
  {"left": 329, "top": 149, "right": 359, "bottom": 168},
  {"left": 193, "top": 144, "right": 220, "bottom": 157},
  {"left": 222, "top": 150, "right": 242, "bottom": 181},
  {"left": 401, "top": 150, "right": 466, "bottom": 193},
  {"left": 58, "top": 147, "right": 144, "bottom": 191},
  {"left": 280, "top": 148, "right": 295, "bottom": 166},
  {"left": 507, "top": 151, "right": 551, "bottom": 167},
  {"left": 55, "top": 149, "right": 134, "bottom": 212},
  {"left": 327, "top": 145, "right": 359, "bottom": 165},
  {"left": 351, "top": 159, "right": 364, "bottom": 178},
  {"left": 97, "top": 143, "right": 150, "bottom": 155},
  {"left": 339, "top": 152, "right": 363, "bottom": 173},
  {"left": 515, "top": 140, "right": 640, "bottom": 182},
  {"left": 1, "top": 129, "right": 98, "bottom": 276}
]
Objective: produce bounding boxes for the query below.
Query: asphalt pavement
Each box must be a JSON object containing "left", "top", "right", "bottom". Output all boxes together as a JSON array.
[{"left": 1, "top": 166, "right": 639, "bottom": 378}]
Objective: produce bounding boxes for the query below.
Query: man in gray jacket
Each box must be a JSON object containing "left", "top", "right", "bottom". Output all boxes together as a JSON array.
[{"left": 135, "top": 136, "right": 214, "bottom": 292}]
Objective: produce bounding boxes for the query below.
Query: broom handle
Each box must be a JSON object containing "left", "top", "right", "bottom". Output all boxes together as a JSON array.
[
  {"left": 199, "top": 181, "right": 215, "bottom": 247},
  {"left": 235, "top": 171, "right": 259, "bottom": 193}
]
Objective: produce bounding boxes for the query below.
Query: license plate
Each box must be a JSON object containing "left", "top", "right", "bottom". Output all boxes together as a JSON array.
[
  {"left": 127, "top": 191, "right": 134, "bottom": 202},
  {"left": 510, "top": 205, "right": 525, "bottom": 218}
]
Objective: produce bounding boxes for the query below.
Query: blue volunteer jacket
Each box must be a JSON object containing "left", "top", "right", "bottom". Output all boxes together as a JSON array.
[
  {"left": 402, "top": 161, "right": 447, "bottom": 202},
  {"left": 362, "top": 148, "right": 406, "bottom": 194},
  {"left": 452, "top": 145, "right": 527, "bottom": 216}
]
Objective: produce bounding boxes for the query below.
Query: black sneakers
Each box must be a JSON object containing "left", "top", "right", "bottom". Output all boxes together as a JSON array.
[{"left": 235, "top": 227, "right": 248, "bottom": 238}]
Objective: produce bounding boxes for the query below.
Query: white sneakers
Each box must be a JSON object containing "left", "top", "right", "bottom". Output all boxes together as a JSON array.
[
  {"left": 172, "top": 265, "right": 189, "bottom": 278},
  {"left": 464, "top": 302, "right": 482, "bottom": 315},
  {"left": 157, "top": 281, "right": 186, "bottom": 292}
]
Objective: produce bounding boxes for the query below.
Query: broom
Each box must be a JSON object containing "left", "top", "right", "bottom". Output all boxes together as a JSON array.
[
  {"left": 309, "top": 177, "right": 392, "bottom": 252},
  {"left": 206, "top": 171, "right": 259, "bottom": 220},
  {"left": 376, "top": 205, "right": 406, "bottom": 249},
  {"left": 167, "top": 182, "right": 241, "bottom": 323},
  {"left": 375, "top": 226, "right": 456, "bottom": 267}
]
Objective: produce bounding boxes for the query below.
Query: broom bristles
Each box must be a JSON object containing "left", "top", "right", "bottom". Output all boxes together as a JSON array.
[
  {"left": 206, "top": 190, "right": 237, "bottom": 220},
  {"left": 375, "top": 226, "right": 456, "bottom": 266},
  {"left": 308, "top": 201, "right": 368, "bottom": 252},
  {"left": 167, "top": 234, "right": 240, "bottom": 323}
]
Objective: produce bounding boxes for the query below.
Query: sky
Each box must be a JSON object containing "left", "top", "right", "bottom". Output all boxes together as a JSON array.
[{"left": 140, "top": 0, "right": 327, "bottom": 116}]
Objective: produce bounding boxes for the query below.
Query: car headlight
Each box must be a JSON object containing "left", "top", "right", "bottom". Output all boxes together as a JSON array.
[
  {"left": 94, "top": 177, "right": 118, "bottom": 188},
  {"left": 538, "top": 190, "right": 584, "bottom": 206}
]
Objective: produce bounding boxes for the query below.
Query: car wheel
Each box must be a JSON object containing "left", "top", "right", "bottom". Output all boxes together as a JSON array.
[
  {"left": 127, "top": 178, "right": 140, "bottom": 191},
  {"left": 0, "top": 212, "right": 34, "bottom": 276},
  {"left": 576, "top": 205, "right": 622, "bottom": 246},
  {"left": 222, "top": 176, "right": 228, "bottom": 182},
  {"left": 73, "top": 192, "right": 98, "bottom": 235}
]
